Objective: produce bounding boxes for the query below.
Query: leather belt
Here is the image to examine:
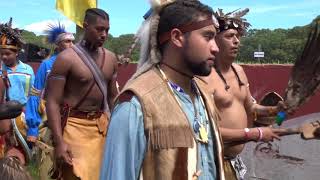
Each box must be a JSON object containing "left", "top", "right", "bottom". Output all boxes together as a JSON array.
[{"left": 69, "top": 110, "right": 103, "bottom": 119}]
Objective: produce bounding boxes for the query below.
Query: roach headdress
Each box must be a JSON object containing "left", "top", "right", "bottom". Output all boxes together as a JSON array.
[{"left": 0, "top": 18, "right": 25, "bottom": 50}]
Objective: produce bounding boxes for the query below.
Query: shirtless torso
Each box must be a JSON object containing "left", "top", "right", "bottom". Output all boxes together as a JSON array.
[
  {"left": 206, "top": 63, "right": 252, "bottom": 157},
  {"left": 49, "top": 46, "right": 118, "bottom": 111},
  {"left": 45, "top": 10, "right": 119, "bottom": 179}
]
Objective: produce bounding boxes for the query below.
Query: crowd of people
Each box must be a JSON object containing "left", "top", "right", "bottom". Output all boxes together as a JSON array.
[{"left": 0, "top": 0, "right": 319, "bottom": 180}]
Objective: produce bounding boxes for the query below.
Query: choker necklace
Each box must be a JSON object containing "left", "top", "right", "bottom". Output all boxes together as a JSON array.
[
  {"left": 161, "top": 62, "right": 193, "bottom": 79},
  {"left": 214, "top": 64, "right": 245, "bottom": 91}
]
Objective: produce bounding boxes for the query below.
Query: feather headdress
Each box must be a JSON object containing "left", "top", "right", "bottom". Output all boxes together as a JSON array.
[
  {"left": 0, "top": 18, "right": 25, "bottom": 50},
  {"left": 44, "top": 22, "right": 74, "bottom": 45},
  {"left": 214, "top": 8, "right": 250, "bottom": 35}
]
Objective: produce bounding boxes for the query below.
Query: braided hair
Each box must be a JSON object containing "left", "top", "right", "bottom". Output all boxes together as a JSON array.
[{"left": 84, "top": 8, "right": 109, "bottom": 24}]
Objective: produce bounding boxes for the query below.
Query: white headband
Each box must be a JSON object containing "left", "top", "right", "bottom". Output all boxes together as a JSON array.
[{"left": 55, "top": 32, "right": 75, "bottom": 44}]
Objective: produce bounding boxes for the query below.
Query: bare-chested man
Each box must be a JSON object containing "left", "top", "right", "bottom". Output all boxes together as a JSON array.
[
  {"left": 45, "top": 8, "right": 118, "bottom": 180},
  {"left": 203, "top": 9, "right": 285, "bottom": 180}
]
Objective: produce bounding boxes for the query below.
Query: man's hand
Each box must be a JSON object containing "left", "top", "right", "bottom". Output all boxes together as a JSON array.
[
  {"left": 277, "top": 101, "right": 297, "bottom": 115},
  {"left": 27, "top": 136, "right": 38, "bottom": 148},
  {"left": 192, "top": 170, "right": 202, "bottom": 180},
  {"left": 55, "top": 141, "right": 73, "bottom": 166},
  {"left": 276, "top": 101, "right": 287, "bottom": 112}
]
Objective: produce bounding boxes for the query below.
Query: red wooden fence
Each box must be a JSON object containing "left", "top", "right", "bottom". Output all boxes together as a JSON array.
[
  {"left": 29, "top": 62, "right": 320, "bottom": 118},
  {"left": 116, "top": 63, "right": 320, "bottom": 118}
]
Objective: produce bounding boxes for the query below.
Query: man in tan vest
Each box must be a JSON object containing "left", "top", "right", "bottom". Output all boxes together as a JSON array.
[
  {"left": 202, "top": 9, "right": 287, "bottom": 180},
  {"left": 100, "top": 0, "right": 225, "bottom": 180}
]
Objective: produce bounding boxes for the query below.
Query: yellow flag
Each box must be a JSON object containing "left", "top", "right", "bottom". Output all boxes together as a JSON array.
[{"left": 56, "top": 0, "right": 97, "bottom": 27}]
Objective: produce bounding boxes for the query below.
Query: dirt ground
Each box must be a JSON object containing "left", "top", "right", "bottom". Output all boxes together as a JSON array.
[{"left": 241, "top": 113, "right": 320, "bottom": 180}]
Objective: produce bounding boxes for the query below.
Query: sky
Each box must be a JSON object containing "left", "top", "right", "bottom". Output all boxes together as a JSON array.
[{"left": 0, "top": 0, "right": 319, "bottom": 37}]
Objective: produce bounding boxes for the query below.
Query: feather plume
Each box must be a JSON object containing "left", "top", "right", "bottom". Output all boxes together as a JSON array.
[
  {"left": 137, "top": 18, "right": 152, "bottom": 68},
  {"left": 7, "top": 17, "right": 12, "bottom": 28},
  {"left": 129, "top": 13, "right": 161, "bottom": 81},
  {"left": 44, "top": 22, "right": 67, "bottom": 44},
  {"left": 117, "top": 8, "right": 153, "bottom": 65},
  {"left": 149, "top": 0, "right": 175, "bottom": 11},
  {"left": 232, "top": 8, "right": 249, "bottom": 18},
  {"left": 150, "top": 0, "right": 162, "bottom": 9},
  {"left": 225, "top": 8, "right": 240, "bottom": 16},
  {"left": 218, "top": 8, "right": 224, "bottom": 16},
  {"left": 120, "top": 0, "right": 176, "bottom": 83}
]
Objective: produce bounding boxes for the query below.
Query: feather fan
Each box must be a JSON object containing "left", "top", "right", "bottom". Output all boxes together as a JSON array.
[{"left": 284, "top": 21, "right": 320, "bottom": 112}]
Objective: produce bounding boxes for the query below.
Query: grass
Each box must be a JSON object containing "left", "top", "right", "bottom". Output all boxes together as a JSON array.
[{"left": 26, "top": 159, "right": 40, "bottom": 180}]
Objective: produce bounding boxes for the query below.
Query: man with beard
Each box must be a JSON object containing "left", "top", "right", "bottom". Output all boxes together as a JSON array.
[
  {"left": 45, "top": 8, "right": 118, "bottom": 180},
  {"left": 100, "top": 1, "right": 225, "bottom": 179},
  {"left": 203, "top": 9, "right": 286, "bottom": 180}
]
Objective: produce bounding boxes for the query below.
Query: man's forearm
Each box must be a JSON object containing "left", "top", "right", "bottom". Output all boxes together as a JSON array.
[
  {"left": 108, "top": 80, "right": 119, "bottom": 111},
  {"left": 46, "top": 102, "right": 64, "bottom": 145},
  {"left": 108, "top": 95, "right": 117, "bottom": 111},
  {"left": 252, "top": 103, "right": 277, "bottom": 117},
  {"left": 220, "top": 127, "right": 259, "bottom": 142}
]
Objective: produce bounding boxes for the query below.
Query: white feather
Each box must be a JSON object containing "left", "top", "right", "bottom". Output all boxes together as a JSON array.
[
  {"left": 149, "top": 0, "right": 176, "bottom": 11},
  {"left": 149, "top": 0, "right": 161, "bottom": 9},
  {"left": 137, "top": 18, "right": 152, "bottom": 69}
]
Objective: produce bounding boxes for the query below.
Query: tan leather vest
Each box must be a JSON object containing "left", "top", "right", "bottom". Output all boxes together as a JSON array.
[{"left": 120, "top": 68, "right": 225, "bottom": 180}]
